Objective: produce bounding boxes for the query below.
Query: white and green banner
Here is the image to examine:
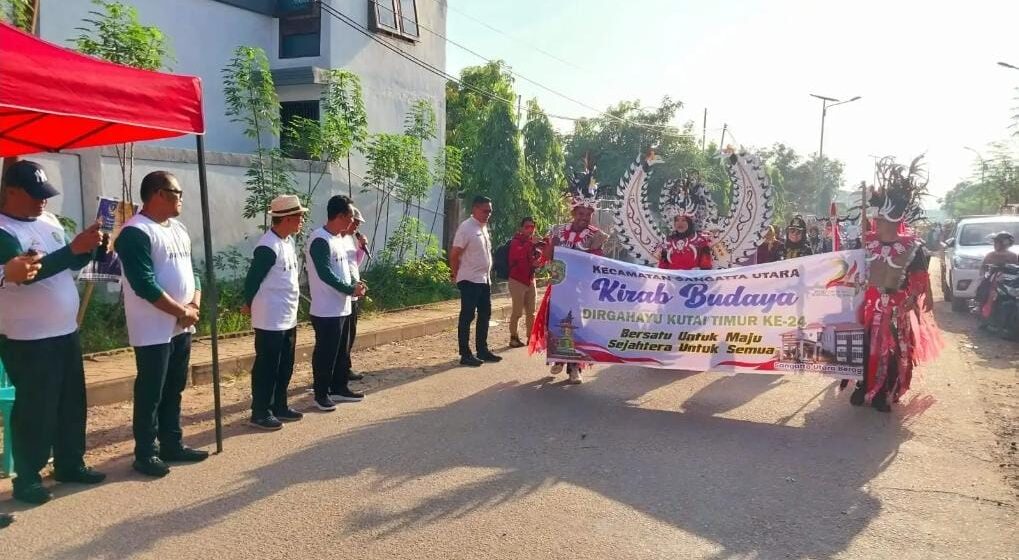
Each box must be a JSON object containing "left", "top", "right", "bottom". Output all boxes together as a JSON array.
[{"left": 545, "top": 248, "right": 868, "bottom": 380}]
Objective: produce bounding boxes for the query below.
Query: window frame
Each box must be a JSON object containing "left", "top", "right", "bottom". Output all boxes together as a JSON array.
[
  {"left": 280, "top": 99, "right": 322, "bottom": 159},
  {"left": 279, "top": 1, "right": 322, "bottom": 59},
  {"left": 369, "top": 0, "right": 420, "bottom": 42}
]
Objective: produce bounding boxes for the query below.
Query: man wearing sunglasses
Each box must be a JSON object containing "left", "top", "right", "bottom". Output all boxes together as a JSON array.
[{"left": 116, "top": 171, "right": 207, "bottom": 478}]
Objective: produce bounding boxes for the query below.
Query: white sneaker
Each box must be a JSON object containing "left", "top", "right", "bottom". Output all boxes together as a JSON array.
[{"left": 567, "top": 372, "right": 583, "bottom": 385}]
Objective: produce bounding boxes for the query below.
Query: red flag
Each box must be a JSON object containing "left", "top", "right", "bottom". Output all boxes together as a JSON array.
[{"left": 829, "top": 201, "right": 842, "bottom": 251}]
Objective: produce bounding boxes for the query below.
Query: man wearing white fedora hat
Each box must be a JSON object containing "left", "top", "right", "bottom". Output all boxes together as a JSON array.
[{"left": 241, "top": 194, "right": 309, "bottom": 430}]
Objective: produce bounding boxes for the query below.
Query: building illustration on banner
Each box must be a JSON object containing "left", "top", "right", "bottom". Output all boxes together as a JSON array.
[
  {"left": 549, "top": 311, "right": 587, "bottom": 360},
  {"left": 780, "top": 322, "right": 865, "bottom": 365}
]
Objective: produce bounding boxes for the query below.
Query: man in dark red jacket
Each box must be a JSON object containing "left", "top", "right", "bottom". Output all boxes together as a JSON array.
[{"left": 508, "top": 217, "right": 542, "bottom": 348}]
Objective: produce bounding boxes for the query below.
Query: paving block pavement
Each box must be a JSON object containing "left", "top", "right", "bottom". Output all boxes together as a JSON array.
[{"left": 82, "top": 294, "right": 514, "bottom": 406}]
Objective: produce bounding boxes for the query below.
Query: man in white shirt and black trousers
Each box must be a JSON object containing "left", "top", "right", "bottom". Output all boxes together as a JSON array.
[
  {"left": 0, "top": 160, "right": 107, "bottom": 505},
  {"left": 305, "top": 195, "right": 367, "bottom": 411},
  {"left": 450, "top": 195, "right": 503, "bottom": 367},
  {"left": 116, "top": 171, "right": 208, "bottom": 478},
  {"left": 241, "top": 194, "right": 308, "bottom": 431},
  {"left": 338, "top": 206, "right": 370, "bottom": 382}
]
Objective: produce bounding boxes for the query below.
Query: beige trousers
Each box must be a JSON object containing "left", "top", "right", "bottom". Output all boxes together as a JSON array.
[{"left": 508, "top": 278, "right": 536, "bottom": 341}]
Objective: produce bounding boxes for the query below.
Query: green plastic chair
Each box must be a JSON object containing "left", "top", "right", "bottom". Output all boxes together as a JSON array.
[{"left": 0, "top": 358, "right": 15, "bottom": 476}]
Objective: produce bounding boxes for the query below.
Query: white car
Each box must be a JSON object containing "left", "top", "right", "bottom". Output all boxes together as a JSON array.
[{"left": 943, "top": 215, "right": 1019, "bottom": 312}]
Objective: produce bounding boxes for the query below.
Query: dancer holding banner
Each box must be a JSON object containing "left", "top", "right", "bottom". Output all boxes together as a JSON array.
[
  {"left": 656, "top": 173, "right": 713, "bottom": 271},
  {"left": 530, "top": 156, "right": 608, "bottom": 384},
  {"left": 849, "top": 156, "right": 940, "bottom": 412}
]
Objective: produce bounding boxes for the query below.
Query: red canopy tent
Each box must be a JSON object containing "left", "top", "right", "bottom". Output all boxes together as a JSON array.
[{"left": 0, "top": 21, "right": 225, "bottom": 450}]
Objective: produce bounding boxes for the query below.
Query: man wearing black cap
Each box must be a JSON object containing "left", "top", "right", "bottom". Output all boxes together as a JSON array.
[{"left": 0, "top": 160, "right": 107, "bottom": 505}]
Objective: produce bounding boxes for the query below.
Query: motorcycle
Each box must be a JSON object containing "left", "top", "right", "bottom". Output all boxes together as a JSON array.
[{"left": 978, "top": 263, "right": 1019, "bottom": 340}]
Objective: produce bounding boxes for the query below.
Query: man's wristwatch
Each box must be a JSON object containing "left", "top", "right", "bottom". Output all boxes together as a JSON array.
[{"left": 0, "top": 268, "right": 6, "bottom": 289}]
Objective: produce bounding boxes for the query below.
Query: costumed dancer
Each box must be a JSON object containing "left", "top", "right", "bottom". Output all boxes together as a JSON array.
[
  {"left": 781, "top": 216, "right": 813, "bottom": 260},
  {"left": 848, "top": 156, "right": 941, "bottom": 412},
  {"left": 756, "top": 225, "right": 784, "bottom": 264},
  {"left": 529, "top": 156, "right": 608, "bottom": 385},
  {"left": 656, "top": 174, "right": 714, "bottom": 270}
]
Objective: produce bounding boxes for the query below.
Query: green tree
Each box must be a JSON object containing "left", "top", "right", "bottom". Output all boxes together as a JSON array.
[
  {"left": 467, "top": 101, "right": 537, "bottom": 243},
  {"left": 284, "top": 68, "right": 369, "bottom": 227},
  {"left": 222, "top": 46, "right": 294, "bottom": 230},
  {"left": 565, "top": 98, "right": 730, "bottom": 218},
  {"left": 74, "top": 0, "right": 172, "bottom": 70},
  {"left": 445, "top": 61, "right": 517, "bottom": 200},
  {"left": 941, "top": 181, "right": 1002, "bottom": 217},
  {"left": 760, "top": 143, "right": 845, "bottom": 217},
  {"left": 73, "top": 0, "right": 172, "bottom": 207},
  {"left": 522, "top": 99, "right": 567, "bottom": 230},
  {"left": 0, "top": 0, "right": 34, "bottom": 31}
]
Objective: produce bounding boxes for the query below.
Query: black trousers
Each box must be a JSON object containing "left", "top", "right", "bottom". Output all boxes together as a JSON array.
[
  {"left": 0, "top": 332, "right": 87, "bottom": 487},
  {"left": 310, "top": 315, "right": 350, "bottom": 399},
  {"left": 457, "top": 281, "right": 491, "bottom": 358},
  {"left": 132, "top": 333, "right": 191, "bottom": 459},
  {"left": 338, "top": 300, "right": 360, "bottom": 375},
  {"left": 251, "top": 327, "right": 297, "bottom": 418}
]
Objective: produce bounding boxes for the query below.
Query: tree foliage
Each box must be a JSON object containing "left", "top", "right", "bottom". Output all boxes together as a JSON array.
[
  {"left": 467, "top": 101, "right": 537, "bottom": 243},
  {"left": 522, "top": 99, "right": 567, "bottom": 231},
  {"left": 0, "top": 0, "right": 34, "bottom": 31},
  {"left": 74, "top": 0, "right": 172, "bottom": 71},
  {"left": 942, "top": 142, "right": 1019, "bottom": 217},
  {"left": 759, "top": 143, "right": 846, "bottom": 218},
  {"left": 222, "top": 46, "right": 293, "bottom": 229}
]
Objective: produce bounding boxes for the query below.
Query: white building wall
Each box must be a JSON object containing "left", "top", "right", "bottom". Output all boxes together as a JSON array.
[{"left": 31, "top": 0, "right": 448, "bottom": 262}]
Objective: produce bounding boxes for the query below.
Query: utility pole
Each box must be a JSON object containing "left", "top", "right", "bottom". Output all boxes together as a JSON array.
[
  {"left": 719, "top": 123, "right": 727, "bottom": 148},
  {"left": 516, "top": 95, "right": 522, "bottom": 127},
  {"left": 701, "top": 108, "right": 707, "bottom": 152}
]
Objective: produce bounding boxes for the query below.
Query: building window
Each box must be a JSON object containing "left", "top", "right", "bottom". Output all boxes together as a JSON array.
[
  {"left": 279, "top": 1, "right": 321, "bottom": 58},
  {"left": 280, "top": 100, "right": 320, "bottom": 158},
  {"left": 369, "top": 0, "right": 419, "bottom": 40}
]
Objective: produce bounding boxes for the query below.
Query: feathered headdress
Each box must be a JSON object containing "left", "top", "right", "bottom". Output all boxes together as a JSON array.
[
  {"left": 662, "top": 171, "right": 710, "bottom": 223},
  {"left": 868, "top": 156, "right": 928, "bottom": 224},
  {"left": 566, "top": 153, "right": 600, "bottom": 209}
]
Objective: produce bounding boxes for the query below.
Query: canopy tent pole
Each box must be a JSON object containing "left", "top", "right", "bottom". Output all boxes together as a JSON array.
[{"left": 196, "top": 134, "right": 223, "bottom": 453}]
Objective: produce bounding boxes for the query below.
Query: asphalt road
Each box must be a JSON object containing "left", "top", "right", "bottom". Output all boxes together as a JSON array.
[{"left": 0, "top": 316, "right": 1016, "bottom": 559}]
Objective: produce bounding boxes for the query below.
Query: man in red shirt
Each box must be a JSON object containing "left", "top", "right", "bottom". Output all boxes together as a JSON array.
[{"left": 508, "top": 217, "right": 542, "bottom": 348}]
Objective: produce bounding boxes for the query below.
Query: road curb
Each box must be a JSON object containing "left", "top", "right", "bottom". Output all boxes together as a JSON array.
[{"left": 86, "top": 300, "right": 515, "bottom": 407}]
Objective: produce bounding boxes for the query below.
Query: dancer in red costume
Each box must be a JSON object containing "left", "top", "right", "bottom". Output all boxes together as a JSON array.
[
  {"left": 656, "top": 173, "right": 713, "bottom": 271},
  {"left": 529, "top": 156, "right": 607, "bottom": 384},
  {"left": 848, "top": 156, "right": 941, "bottom": 412}
]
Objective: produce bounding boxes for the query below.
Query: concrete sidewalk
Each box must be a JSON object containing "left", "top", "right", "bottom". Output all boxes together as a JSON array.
[{"left": 82, "top": 294, "right": 514, "bottom": 406}]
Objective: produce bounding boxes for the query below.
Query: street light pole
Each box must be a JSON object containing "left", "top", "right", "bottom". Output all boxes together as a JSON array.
[{"left": 810, "top": 93, "right": 861, "bottom": 213}]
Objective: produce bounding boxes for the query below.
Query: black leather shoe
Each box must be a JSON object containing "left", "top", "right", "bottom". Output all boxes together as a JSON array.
[
  {"left": 0, "top": 512, "right": 14, "bottom": 528},
  {"left": 159, "top": 446, "right": 209, "bottom": 463},
  {"left": 871, "top": 393, "right": 892, "bottom": 413},
  {"left": 13, "top": 483, "right": 52, "bottom": 505},
  {"left": 347, "top": 371, "right": 365, "bottom": 381},
  {"left": 477, "top": 351, "right": 503, "bottom": 363},
  {"left": 133, "top": 457, "right": 170, "bottom": 478},
  {"left": 849, "top": 386, "right": 866, "bottom": 407},
  {"left": 273, "top": 407, "right": 304, "bottom": 422},
  {"left": 460, "top": 355, "right": 483, "bottom": 367},
  {"left": 53, "top": 466, "right": 107, "bottom": 484}
]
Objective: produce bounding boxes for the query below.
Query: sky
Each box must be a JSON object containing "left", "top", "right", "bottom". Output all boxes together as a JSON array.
[{"left": 443, "top": 0, "right": 1019, "bottom": 208}]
